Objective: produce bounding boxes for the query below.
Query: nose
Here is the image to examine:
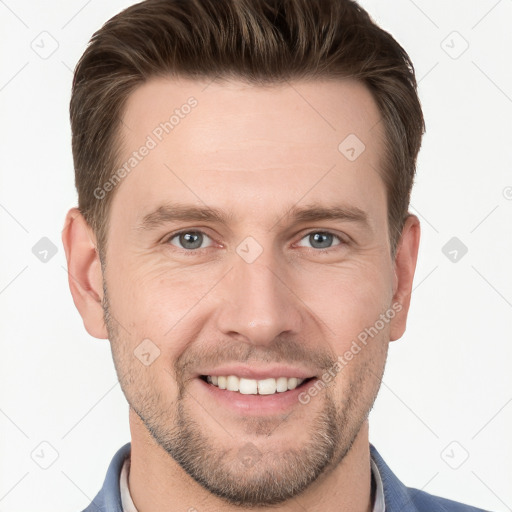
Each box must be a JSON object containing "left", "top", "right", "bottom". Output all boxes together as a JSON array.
[{"left": 215, "top": 244, "right": 303, "bottom": 347}]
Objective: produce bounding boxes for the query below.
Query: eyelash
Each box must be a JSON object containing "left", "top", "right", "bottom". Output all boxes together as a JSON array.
[{"left": 163, "top": 229, "right": 347, "bottom": 255}]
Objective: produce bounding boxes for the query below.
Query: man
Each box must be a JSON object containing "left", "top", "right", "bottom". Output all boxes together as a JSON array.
[{"left": 62, "top": 0, "right": 490, "bottom": 510}]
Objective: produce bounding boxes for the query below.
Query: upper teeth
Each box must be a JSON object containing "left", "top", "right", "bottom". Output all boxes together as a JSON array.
[{"left": 206, "top": 375, "right": 306, "bottom": 395}]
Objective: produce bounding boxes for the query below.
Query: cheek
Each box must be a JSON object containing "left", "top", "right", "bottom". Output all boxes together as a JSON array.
[
  {"left": 106, "top": 258, "right": 220, "bottom": 358},
  {"left": 298, "top": 261, "right": 393, "bottom": 343}
]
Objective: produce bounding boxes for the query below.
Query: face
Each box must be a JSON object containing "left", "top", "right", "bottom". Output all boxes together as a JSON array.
[{"left": 84, "top": 77, "right": 414, "bottom": 506}]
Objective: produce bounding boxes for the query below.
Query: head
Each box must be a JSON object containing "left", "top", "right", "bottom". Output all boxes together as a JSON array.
[{"left": 63, "top": 0, "right": 423, "bottom": 507}]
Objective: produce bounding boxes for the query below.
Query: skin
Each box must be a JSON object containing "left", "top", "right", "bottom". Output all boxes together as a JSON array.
[{"left": 62, "top": 77, "right": 420, "bottom": 512}]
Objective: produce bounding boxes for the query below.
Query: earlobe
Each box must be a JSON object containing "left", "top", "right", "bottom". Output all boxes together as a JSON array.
[
  {"left": 61, "top": 207, "right": 108, "bottom": 339},
  {"left": 389, "top": 214, "right": 421, "bottom": 342}
]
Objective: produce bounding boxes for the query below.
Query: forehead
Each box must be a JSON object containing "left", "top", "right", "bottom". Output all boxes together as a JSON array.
[{"left": 112, "top": 76, "right": 386, "bottom": 228}]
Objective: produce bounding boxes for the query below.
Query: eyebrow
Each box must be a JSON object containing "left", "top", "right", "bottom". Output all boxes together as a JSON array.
[{"left": 135, "top": 202, "right": 371, "bottom": 232}]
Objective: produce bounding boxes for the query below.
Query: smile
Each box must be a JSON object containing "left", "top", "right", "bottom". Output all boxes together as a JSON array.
[{"left": 200, "top": 375, "right": 315, "bottom": 395}]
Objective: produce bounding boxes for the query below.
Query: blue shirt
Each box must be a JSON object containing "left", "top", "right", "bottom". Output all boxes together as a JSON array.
[{"left": 81, "top": 442, "right": 491, "bottom": 511}]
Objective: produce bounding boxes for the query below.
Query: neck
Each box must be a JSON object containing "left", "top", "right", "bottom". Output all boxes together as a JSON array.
[{"left": 128, "top": 409, "right": 374, "bottom": 512}]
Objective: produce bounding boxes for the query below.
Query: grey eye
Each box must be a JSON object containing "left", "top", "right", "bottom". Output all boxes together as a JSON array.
[
  {"left": 297, "top": 232, "right": 341, "bottom": 250},
  {"left": 169, "top": 231, "right": 212, "bottom": 250},
  {"left": 310, "top": 232, "right": 333, "bottom": 249}
]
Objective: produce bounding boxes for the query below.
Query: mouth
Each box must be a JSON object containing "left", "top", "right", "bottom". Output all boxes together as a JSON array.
[
  {"left": 196, "top": 373, "right": 319, "bottom": 415},
  {"left": 199, "top": 374, "right": 316, "bottom": 395}
]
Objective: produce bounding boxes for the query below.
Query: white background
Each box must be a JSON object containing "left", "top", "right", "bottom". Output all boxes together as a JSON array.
[{"left": 0, "top": 1, "right": 511, "bottom": 511}]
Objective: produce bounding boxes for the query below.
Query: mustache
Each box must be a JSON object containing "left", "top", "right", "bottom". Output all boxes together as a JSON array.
[{"left": 173, "top": 335, "right": 338, "bottom": 382}]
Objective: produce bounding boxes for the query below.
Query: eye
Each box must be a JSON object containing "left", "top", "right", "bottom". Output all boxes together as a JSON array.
[
  {"left": 166, "top": 230, "right": 214, "bottom": 251},
  {"left": 163, "top": 229, "right": 346, "bottom": 254},
  {"left": 296, "top": 231, "right": 343, "bottom": 252}
]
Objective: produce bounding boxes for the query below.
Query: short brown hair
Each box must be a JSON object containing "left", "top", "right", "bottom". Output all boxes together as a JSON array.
[{"left": 70, "top": 0, "right": 424, "bottom": 261}]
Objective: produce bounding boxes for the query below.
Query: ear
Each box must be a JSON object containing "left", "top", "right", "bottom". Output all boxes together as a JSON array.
[
  {"left": 61, "top": 207, "right": 108, "bottom": 339},
  {"left": 389, "top": 214, "right": 421, "bottom": 342}
]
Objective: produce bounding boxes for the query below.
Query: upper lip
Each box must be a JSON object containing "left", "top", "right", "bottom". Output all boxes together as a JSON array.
[{"left": 197, "top": 365, "right": 317, "bottom": 380}]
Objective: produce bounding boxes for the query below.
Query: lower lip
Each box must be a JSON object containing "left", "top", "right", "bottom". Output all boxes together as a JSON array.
[{"left": 195, "top": 377, "right": 318, "bottom": 415}]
